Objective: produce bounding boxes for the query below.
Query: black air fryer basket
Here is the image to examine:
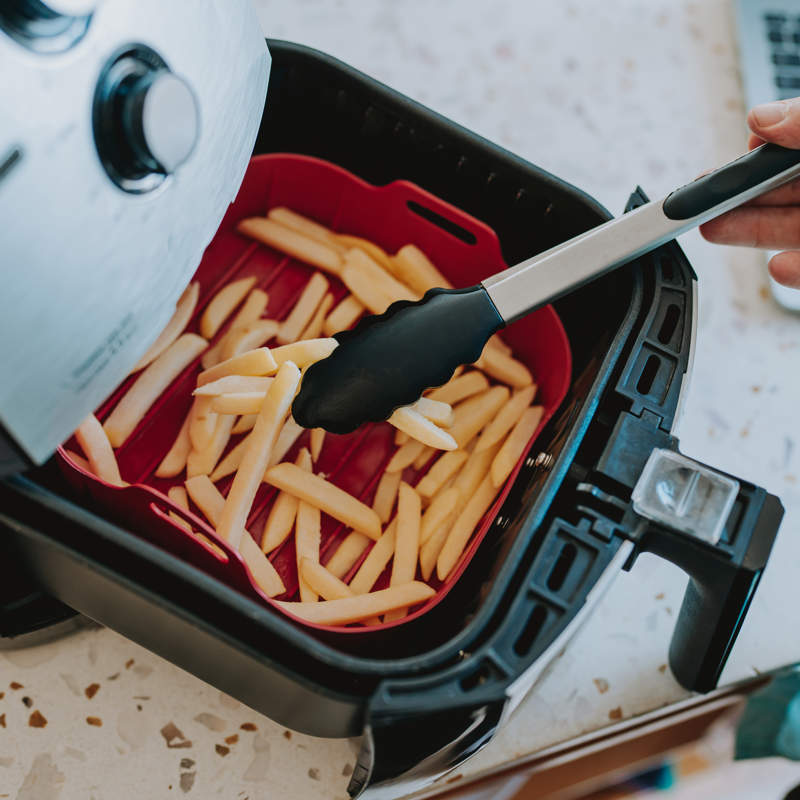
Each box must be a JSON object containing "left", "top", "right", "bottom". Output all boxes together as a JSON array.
[{"left": 0, "top": 41, "right": 783, "bottom": 799}]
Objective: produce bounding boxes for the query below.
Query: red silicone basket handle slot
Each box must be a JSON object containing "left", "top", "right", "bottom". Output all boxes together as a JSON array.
[
  {"left": 383, "top": 179, "right": 506, "bottom": 267},
  {"left": 147, "top": 500, "right": 275, "bottom": 600},
  {"left": 58, "top": 447, "right": 292, "bottom": 606},
  {"left": 148, "top": 500, "right": 306, "bottom": 608},
  {"left": 147, "top": 500, "right": 229, "bottom": 562}
]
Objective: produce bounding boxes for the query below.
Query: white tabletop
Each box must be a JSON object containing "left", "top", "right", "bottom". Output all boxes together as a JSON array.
[{"left": 2, "top": 1, "right": 799, "bottom": 798}]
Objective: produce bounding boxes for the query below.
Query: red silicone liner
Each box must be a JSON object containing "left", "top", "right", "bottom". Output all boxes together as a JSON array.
[{"left": 57, "top": 154, "right": 572, "bottom": 634}]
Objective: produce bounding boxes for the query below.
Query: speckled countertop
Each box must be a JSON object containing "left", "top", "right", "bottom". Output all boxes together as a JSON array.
[{"left": 3, "top": 1, "right": 800, "bottom": 798}]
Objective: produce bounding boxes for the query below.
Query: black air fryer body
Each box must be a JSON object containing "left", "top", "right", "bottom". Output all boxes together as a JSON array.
[{"left": 0, "top": 41, "right": 782, "bottom": 799}]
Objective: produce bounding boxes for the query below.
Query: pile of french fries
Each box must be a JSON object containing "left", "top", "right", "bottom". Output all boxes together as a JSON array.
[{"left": 65, "top": 205, "right": 544, "bottom": 627}]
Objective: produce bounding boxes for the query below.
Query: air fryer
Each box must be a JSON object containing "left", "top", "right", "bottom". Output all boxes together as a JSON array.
[{"left": 0, "top": 41, "right": 782, "bottom": 800}]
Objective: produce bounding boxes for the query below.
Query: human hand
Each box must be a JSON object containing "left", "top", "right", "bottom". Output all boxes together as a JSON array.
[{"left": 699, "top": 97, "right": 800, "bottom": 288}]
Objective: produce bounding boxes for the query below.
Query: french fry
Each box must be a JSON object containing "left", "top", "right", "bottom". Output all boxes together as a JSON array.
[
  {"left": 419, "top": 522, "right": 449, "bottom": 581},
  {"left": 448, "top": 386, "right": 510, "bottom": 449},
  {"left": 309, "top": 428, "right": 326, "bottom": 462},
  {"left": 220, "top": 319, "right": 280, "bottom": 362},
  {"left": 385, "top": 438, "right": 425, "bottom": 473},
  {"left": 336, "top": 234, "right": 394, "bottom": 272},
  {"left": 324, "top": 532, "right": 371, "bottom": 579},
  {"left": 167, "top": 485, "right": 189, "bottom": 510},
  {"left": 240, "top": 532, "right": 287, "bottom": 598},
  {"left": 474, "top": 386, "right": 536, "bottom": 453},
  {"left": 210, "top": 392, "right": 266, "bottom": 416},
  {"left": 209, "top": 431, "right": 251, "bottom": 482},
  {"left": 200, "top": 276, "right": 257, "bottom": 339},
  {"left": 267, "top": 417, "right": 305, "bottom": 468},
  {"left": 419, "top": 487, "right": 458, "bottom": 545},
  {"left": 485, "top": 334, "right": 512, "bottom": 356},
  {"left": 323, "top": 294, "right": 364, "bottom": 336},
  {"left": 261, "top": 448, "right": 309, "bottom": 553},
  {"left": 476, "top": 346, "right": 534, "bottom": 388},
  {"left": 184, "top": 475, "right": 285, "bottom": 597},
  {"left": 232, "top": 414, "right": 257, "bottom": 434},
  {"left": 388, "top": 405, "right": 457, "bottom": 451},
  {"left": 491, "top": 406, "right": 544, "bottom": 488},
  {"left": 201, "top": 288, "right": 270, "bottom": 369},
  {"left": 63, "top": 449, "right": 91, "bottom": 472},
  {"left": 300, "top": 293, "right": 334, "bottom": 341},
  {"left": 345, "top": 248, "right": 418, "bottom": 304},
  {"left": 133, "top": 282, "right": 200, "bottom": 372},
  {"left": 155, "top": 411, "right": 193, "bottom": 478},
  {"left": 186, "top": 413, "right": 235, "bottom": 478},
  {"left": 189, "top": 396, "right": 218, "bottom": 451},
  {"left": 428, "top": 473, "right": 458, "bottom": 508},
  {"left": 426, "top": 371, "right": 489, "bottom": 405},
  {"left": 260, "top": 487, "right": 298, "bottom": 554},
  {"left": 277, "top": 272, "right": 330, "bottom": 345},
  {"left": 237, "top": 217, "right": 343, "bottom": 275},
  {"left": 75, "top": 414, "right": 123, "bottom": 486},
  {"left": 264, "top": 462, "right": 382, "bottom": 540},
  {"left": 373, "top": 469, "right": 402, "bottom": 523},
  {"left": 184, "top": 475, "right": 230, "bottom": 527},
  {"left": 166, "top": 485, "right": 192, "bottom": 532},
  {"left": 294, "top": 449, "right": 320, "bottom": 603},
  {"left": 194, "top": 375, "right": 273, "bottom": 397},
  {"left": 300, "top": 558, "right": 354, "bottom": 601},
  {"left": 339, "top": 259, "right": 392, "bottom": 314},
  {"left": 412, "top": 397, "right": 454, "bottom": 427},
  {"left": 412, "top": 445, "right": 435, "bottom": 471},
  {"left": 197, "top": 347, "right": 277, "bottom": 386},
  {"left": 452, "top": 442, "right": 501, "bottom": 503},
  {"left": 384, "top": 483, "right": 421, "bottom": 621},
  {"left": 349, "top": 520, "right": 396, "bottom": 593},
  {"left": 103, "top": 333, "right": 206, "bottom": 447},
  {"left": 415, "top": 450, "right": 468, "bottom": 500},
  {"left": 165, "top": 492, "right": 210, "bottom": 547},
  {"left": 216, "top": 361, "right": 301, "bottom": 550},
  {"left": 269, "top": 338, "right": 338, "bottom": 369},
  {"left": 392, "top": 244, "right": 452, "bottom": 294},
  {"left": 436, "top": 473, "right": 498, "bottom": 581},
  {"left": 168, "top": 515, "right": 193, "bottom": 534},
  {"left": 229, "top": 289, "right": 270, "bottom": 339},
  {"left": 194, "top": 533, "right": 227, "bottom": 557},
  {"left": 276, "top": 582, "right": 435, "bottom": 625},
  {"left": 268, "top": 207, "right": 345, "bottom": 252}
]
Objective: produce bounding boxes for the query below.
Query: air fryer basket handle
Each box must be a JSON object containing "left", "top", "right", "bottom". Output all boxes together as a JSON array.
[
  {"left": 669, "top": 556, "right": 762, "bottom": 693},
  {"left": 349, "top": 699, "right": 506, "bottom": 799},
  {"left": 634, "top": 470, "right": 783, "bottom": 693}
]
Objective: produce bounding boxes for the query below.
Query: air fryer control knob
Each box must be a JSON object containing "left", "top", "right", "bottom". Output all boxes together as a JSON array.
[
  {"left": 123, "top": 71, "right": 200, "bottom": 175},
  {"left": 93, "top": 45, "right": 200, "bottom": 193}
]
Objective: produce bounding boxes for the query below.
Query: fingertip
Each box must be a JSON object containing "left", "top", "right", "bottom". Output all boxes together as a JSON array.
[
  {"left": 747, "top": 98, "right": 800, "bottom": 147},
  {"left": 746, "top": 110, "right": 763, "bottom": 138},
  {"left": 747, "top": 101, "right": 787, "bottom": 136},
  {"left": 768, "top": 251, "right": 800, "bottom": 289},
  {"left": 698, "top": 221, "right": 717, "bottom": 243},
  {"left": 698, "top": 215, "right": 730, "bottom": 244}
]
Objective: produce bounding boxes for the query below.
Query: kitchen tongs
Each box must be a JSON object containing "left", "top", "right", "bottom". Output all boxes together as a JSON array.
[{"left": 293, "top": 143, "right": 800, "bottom": 432}]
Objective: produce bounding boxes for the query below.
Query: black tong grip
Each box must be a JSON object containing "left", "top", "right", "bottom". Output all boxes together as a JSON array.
[{"left": 292, "top": 286, "right": 503, "bottom": 433}]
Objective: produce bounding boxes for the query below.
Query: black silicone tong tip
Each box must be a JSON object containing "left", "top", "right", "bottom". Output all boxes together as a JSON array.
[{"left": 292, "top": 286, "right": 504, "bottom": 433}]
